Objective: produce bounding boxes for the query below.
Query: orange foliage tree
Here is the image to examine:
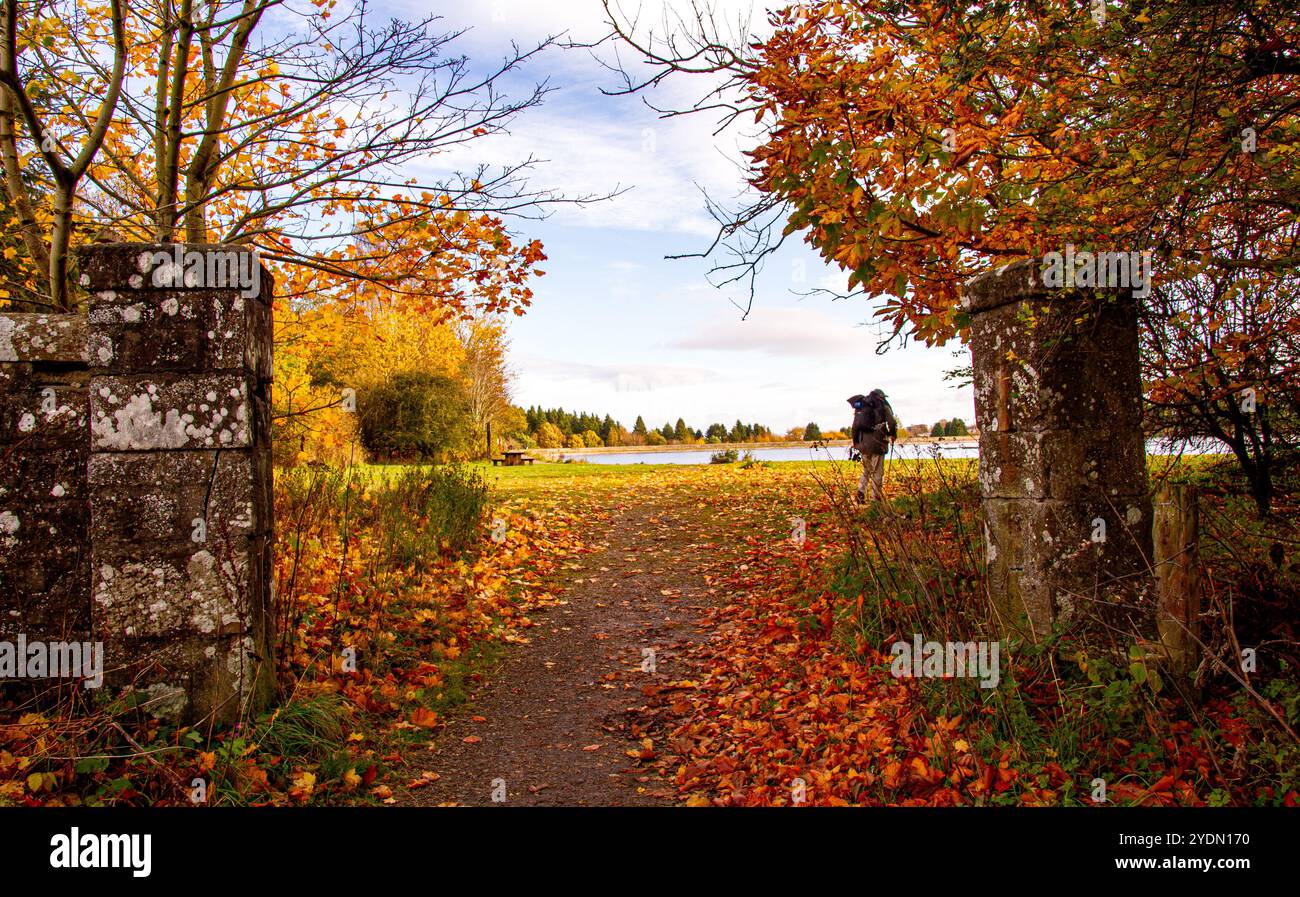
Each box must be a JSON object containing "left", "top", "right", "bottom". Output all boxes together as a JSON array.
[
  {"left": 0, "top": 0, "right": 568, "bottom": 313},
  {"left": 603, "top": 0, "right": 1299, "bottom": 509}
]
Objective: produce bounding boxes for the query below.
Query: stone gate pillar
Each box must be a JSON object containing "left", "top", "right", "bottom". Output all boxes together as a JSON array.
[
  {"left": 0, "top": 314, "right": 90, "bottom": 643},
  {"left": 78, "top": 243, "right": 276, "bottom": 723},
  {"left": 963, "top": 259, "right": 1153, "bottom": 643}
]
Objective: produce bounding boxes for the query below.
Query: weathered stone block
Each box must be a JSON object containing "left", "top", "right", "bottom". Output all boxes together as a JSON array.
[
  {"left": 0, "top": 314, "right": 88, "bottom": 363},
  {"left": 983, "top": 495, "right": 1154, "bottom": 639},
  {"left": 968, "top": 292, "right": 1143, "bottom": 434},
  {"left": 0, "top": 502, "right": 90, "bottom": 640},
  {"left": 87, "top": 291, "right": 270, "bottom": 377},
  {"left": 91, "top": 545, "right": 255, "bottom": 640},
  {"left": 89, "top": 373, "right": 252, "bottom": 451},
  {"left": 0, "top": 380, "right": 89, "bottom": 448},
  {"left": 78, "top": 243, "right": 273, "bottom": 304},
  {"left": 0, "top": 444, "right": 87, "bottom": 503},
  {"left": 101, "top": 631, "right": 275, "bottom": 723},
  {"left": 87, "top": 450, "right": 261, "bottom": 552},
  {"left": 978, "top": 429, "right": 1148, "bottom": 501}
]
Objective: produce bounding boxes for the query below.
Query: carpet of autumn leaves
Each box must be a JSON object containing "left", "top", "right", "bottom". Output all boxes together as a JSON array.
[
  {"left": 0, "top": 463, "right": 595, "bottom": 806},
  {"left": 3, "top": 458, "right": 1296, "bottom": 807},
  {"left": 631, "top": 461, "right": 1299, "bottom": 807}
]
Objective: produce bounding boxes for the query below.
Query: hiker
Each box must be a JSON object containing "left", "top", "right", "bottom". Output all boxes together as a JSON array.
[{"left": 847, "top": 390, "right": 897, "bottom": 504}]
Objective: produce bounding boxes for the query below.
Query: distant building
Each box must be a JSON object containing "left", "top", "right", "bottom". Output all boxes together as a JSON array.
[{"left": 906, "top": 424, "right": 930, "bottom": 438}]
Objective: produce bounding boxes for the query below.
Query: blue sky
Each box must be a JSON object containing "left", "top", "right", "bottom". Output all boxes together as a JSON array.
[{"left": 387, "top": 0, "right": 975, "bottom": 434}]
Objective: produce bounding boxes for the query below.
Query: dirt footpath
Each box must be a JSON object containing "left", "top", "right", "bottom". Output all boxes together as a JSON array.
[{"left": 401, "top": 494, "right": 718, "bottom": 806}]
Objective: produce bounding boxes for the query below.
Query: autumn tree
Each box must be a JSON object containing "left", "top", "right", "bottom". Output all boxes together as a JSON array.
[
  {"left": 356, "top": 371, "right": 473, "bottom": 462},
  {"left": 536, "top": 421, "right": 563, "bottom": 449},
  {"left": 1144, "top": 260, "right": 1300, "bottom": 514},
  {"left": 2, "top": 0, "right": 583, "bottom": 311},
  {"left": 459, "top": 317, "right": 514, "bottom": 458},
  {"left": 602, "top": 0, "right": 1299, "bottom": 510},
  {"left": 0, "top": 0, "right": 127, "bottom": 308},
  {"left": 602, "top": 0, "right": 1299, "bottom": 342}
]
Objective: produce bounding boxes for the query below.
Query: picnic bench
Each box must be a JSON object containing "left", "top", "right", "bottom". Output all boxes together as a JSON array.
[{"left": 491, "top": 450, "right": 538, "bottom": 467}]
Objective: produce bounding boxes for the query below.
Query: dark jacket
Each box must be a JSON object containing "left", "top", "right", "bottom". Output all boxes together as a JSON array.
[{"left": 848, "top": 391, "right": 897, "bottom": 456}]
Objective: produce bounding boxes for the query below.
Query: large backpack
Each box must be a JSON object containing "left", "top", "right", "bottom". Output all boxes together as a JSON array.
[{"left": 851, "top": 392, "right": 897, "bottom": 447}]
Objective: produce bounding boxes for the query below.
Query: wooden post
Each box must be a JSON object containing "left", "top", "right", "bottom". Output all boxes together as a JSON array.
[{"left": 1153, "top": 483, "right": 1201, "bottom": 675}]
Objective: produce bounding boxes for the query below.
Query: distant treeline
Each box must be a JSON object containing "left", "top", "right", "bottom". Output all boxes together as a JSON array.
[{"left": 519, "top": 406, "right": 846, "bottom": 449}]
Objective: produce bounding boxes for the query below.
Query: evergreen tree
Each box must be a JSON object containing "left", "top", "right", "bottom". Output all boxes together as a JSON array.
[
  {"left": 802, "top": 422, "right": 822, "bottom": 441},
  {"left": 634, "top": 415, "right": 647, "bottom": 436},
  {"left": 674, "top": 418, "right": 688, "bottom": 442}
]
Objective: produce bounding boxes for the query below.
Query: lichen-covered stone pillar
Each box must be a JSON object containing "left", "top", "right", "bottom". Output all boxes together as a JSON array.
[
  {"left": 963, "top": 259, "right": 1153, "bottom": 643},
  {"left": 78, "top": 243, "right": 275, "bottom": 723},
  {"left": 0, "top": 314, "right": 90, "bottom": 642}
]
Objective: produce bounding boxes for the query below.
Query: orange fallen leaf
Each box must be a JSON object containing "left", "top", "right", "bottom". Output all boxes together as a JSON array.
[
  {"left": 410, "top": 708, "right": 439, "bottom": 729},
  {"left": 407, "top": 771, "right": 441, "bottom": 789}
]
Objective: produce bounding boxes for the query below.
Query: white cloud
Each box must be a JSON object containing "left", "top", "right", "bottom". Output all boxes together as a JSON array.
[
  {"left": 670, "top": 306, "right": 863, "bottom": 356},
  {"left": 380, "top": 0, "right": 778, "bottom": 237},
  {"left": 522, "top": 356, "right": 722, "bottom": 391}
]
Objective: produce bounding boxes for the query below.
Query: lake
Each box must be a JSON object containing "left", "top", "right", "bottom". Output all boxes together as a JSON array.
[{"left": 550, "top": 438, "right": 1228, "bottom": 466}]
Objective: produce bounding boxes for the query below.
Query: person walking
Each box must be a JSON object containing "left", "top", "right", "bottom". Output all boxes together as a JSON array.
[{"left": 847, "top": 390, "right": 897, "bottom": 504}]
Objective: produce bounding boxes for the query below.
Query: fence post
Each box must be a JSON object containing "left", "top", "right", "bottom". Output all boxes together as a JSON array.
[{"left": 1153, "top": 483, "right": 1201, "bottom": 675}]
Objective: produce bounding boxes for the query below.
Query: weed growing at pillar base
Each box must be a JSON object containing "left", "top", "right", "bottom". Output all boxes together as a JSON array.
[
  {"left": 143, "top": 245, "right": 261, "bottom": 299},
  {"left": 1040, "top": 245, "right": 1152, "bottom": 298},
  {"left": 890, "top": 635, "right": 1000, "bottom": 689},
  {"left": 0, "top": 634, "right": 103, "bottom": 687}
]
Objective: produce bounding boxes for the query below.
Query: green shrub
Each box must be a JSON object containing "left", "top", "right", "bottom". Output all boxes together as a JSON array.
[
  {"left": 357, "top": 371, "right": 473, "bottom": 462},
  {"left": 710, "top": 448, "right": 739, "bottom": 464}
]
